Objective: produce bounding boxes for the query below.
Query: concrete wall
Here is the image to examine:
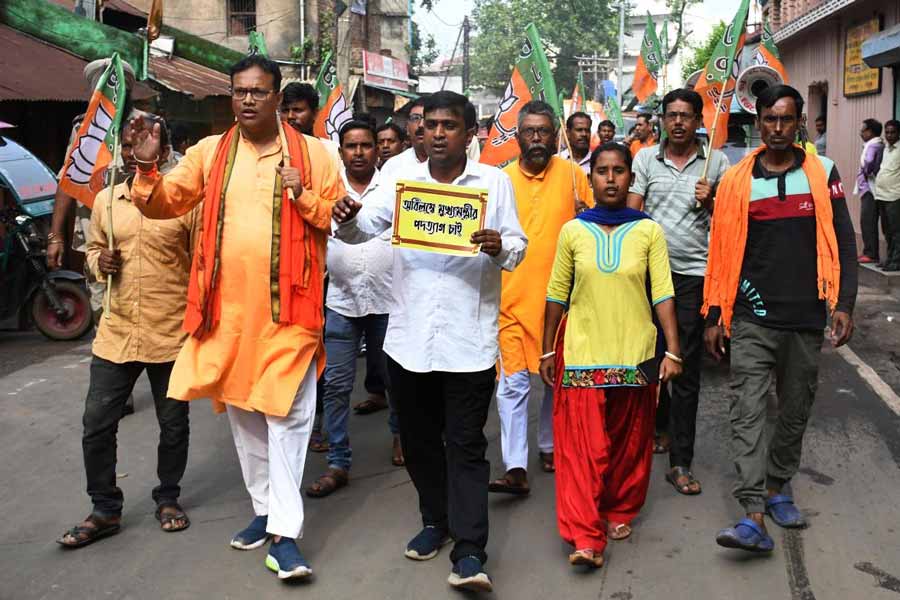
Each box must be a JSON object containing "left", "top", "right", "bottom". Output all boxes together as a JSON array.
[{"left": 778, "top": 0, "right": 898, "bottom": 242}]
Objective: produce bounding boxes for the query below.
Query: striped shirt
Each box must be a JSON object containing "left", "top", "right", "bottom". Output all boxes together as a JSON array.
[{"left": 629, "top": 141, "right": 730, "bottom": 276}]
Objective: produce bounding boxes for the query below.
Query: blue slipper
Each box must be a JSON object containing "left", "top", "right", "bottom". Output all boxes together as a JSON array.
[
  {"left": 766, "top": 495, "right": 807, "bottom": 529},
  {"left": 716, "top": 518, "right": 774, "bottom": 553}
]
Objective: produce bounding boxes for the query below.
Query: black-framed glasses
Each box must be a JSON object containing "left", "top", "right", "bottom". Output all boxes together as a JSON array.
[
  {"left": 664, "top": 111, "right": 696, "bottom": 122},
  {"left": 519, "top": 126, "right": 555, "bottom": 139},
  {"left": 230, "top": 87, "right": 274, "bottom": 101},
  {"left": 408, "top": 114, "right": 424, "bottom": 123}
]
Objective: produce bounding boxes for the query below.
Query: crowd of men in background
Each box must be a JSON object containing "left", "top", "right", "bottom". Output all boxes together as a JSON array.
[{"left": 40, "top": 53, "right": 861, "bottom": 593}]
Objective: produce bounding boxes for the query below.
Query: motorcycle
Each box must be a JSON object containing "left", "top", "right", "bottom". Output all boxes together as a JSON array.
[{"left": 0, "top": 211, "right": 92, "bottom": 340}]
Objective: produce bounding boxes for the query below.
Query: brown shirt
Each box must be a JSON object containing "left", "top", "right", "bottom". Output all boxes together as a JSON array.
[{"left": 87, "top": 181, "right": 199, "bottom": 364}]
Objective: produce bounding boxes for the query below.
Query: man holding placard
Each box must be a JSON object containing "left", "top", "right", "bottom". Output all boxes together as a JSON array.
[{"left": 333, "top": 90, "right": 527, "bottom": 592}]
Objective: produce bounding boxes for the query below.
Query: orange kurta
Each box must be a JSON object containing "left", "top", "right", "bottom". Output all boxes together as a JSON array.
[
  {"left": 499, "top": 156, "right": 592, "bottom": 375},
  {"left": 131, "top": 132, "right": 343, "bottom": 416}
]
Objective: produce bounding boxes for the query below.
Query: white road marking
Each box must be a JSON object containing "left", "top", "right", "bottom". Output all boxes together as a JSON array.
[{"left": 836, "top": 344, "right": 900, "bottom": 416}]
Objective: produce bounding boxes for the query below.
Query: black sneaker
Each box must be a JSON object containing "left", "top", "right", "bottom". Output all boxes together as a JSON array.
[
  {"left": 404, "top": 526, "right": 450, "bottom": 561},
  {"left": 448, "top": 555, "right": 492, "bottom": 592}
]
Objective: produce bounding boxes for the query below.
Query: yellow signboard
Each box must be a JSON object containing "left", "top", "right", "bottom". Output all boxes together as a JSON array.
[
  {"left": 844, "top": 17, "right": 882, "bottom": 97},
  {"left": 392, "top": 180, "right": 488, "bottom": 256}
]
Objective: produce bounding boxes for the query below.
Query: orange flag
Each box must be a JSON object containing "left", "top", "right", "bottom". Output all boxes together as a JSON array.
[
  {"left": 694, "top": 0, "right": 750, "bottom": 149},
  {"left": 755, "top": 18, "right": 788, "bottom": 83},
  {"left": 632, "top": 13, "right": 663, "bottom": 103},
  {"left": 313, "top": 51, "right": 352, "bottom": 144}
]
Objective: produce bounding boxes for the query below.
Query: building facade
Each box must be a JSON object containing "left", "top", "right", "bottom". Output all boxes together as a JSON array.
[{"left": 762, "top": 0, "right": 900, "bottom": 246}]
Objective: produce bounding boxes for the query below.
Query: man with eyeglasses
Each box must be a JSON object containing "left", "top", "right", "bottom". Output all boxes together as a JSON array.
[
  {"left": 704, "top": 84, "right": 856, "bottom": 553},
  {"left": 127, "top": 54, "right": 344, "bottom": 582},
  {"left": 627, "top": 88, "right": 729, "bottom": 498},
  {"left": 381, "top": 95, "right": 429, "bottom": 179},
  {"left": 559, "top": 111, "right": 593, "bottom": 176},
  {"left": 490, "top": 100, "right": 590, "bottom": 495}
]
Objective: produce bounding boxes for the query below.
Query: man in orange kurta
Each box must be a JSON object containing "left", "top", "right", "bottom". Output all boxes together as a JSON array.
[
  {"left": 128, "top": 56, "right": 343, "bottom": 581},
  {"left": 490, "top": 101, "right": 591, "bottom": 495}
]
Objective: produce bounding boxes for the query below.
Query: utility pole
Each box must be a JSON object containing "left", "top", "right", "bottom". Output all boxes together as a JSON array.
[
  {"left": 462, "top": 17, "right": 471, "bottom": 92},
  {"left": 617, "top": 1, "right": 625, "bottom": 104}
]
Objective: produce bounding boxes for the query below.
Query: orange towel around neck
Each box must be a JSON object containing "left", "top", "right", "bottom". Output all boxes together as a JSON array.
[{"left": 701, "top": 145, "right": 841, "bottom": 334}]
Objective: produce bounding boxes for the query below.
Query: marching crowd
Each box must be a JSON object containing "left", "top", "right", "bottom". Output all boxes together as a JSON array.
[{"left": 47, "top": 53, "right": 859, "bottom": 593}]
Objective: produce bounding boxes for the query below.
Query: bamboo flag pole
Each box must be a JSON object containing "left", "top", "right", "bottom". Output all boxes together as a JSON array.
[
  {"left": 276, "top": 115, "right": 295, "bottom": 202},
  {"left": 559, "top": 116, "right": 585, "bottom": 212},
  {"left": 103, "top": 132, "right": 121, "bottom": 319},
  {"left": 701, "top": 83, "right": 728, "bottom": 181}
]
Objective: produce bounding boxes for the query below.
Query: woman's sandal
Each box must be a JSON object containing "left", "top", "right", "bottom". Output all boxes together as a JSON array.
[
  {"left": 609, "top": 522, "right": 632, "bottom": 541},
  {"left": 56, "top": 514, "right": 121, "bottom": 548},
  {"left": 155, "top": 502, "right": 190, "bottom": 532},
  {"left": 568, "top": 549, "right": 604, "bottom": 568},
  {"left": 305, "top": 467, "right": 349, "bottom": 498},
  {"left": 665, "top": 466, "right": 702, "bottom": 495}
]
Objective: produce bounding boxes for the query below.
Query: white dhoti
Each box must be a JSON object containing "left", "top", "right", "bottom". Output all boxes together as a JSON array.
[
  {"left": 226, "top": 364, "right": 316, "bottom": 539},
  {"left": 496, "top": 368, "right": 554, "bottom": 472}
]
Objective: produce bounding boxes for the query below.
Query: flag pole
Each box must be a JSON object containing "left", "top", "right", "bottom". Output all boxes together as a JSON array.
[
  {"left": 559, "top": 116, "right": 585, "bottom": 212},
  {"left": 103, "top": 131, "right": 120, "bottom": 319},
  {"left": 276, "top": 115, "right": 296, "bottom": 202}
]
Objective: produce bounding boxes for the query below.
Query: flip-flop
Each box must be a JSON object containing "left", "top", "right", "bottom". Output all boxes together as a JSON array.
[
  {"left": 715, "top": 518, "right": 774, "bottom": 553},
  {"left": 568, "top": 549, "right": 604, "bottom": 568},
  {"left": 609, "top": 522, "right": 632, "bottom": 541},
  {"left": 766, "top": 495, "right": 807, "bottom": 529},
  {"left": 665, "top": 466, "right": 702, "bottom": 495},
  {"left": 57, "top": 514, "right": 121, "bottom": 548},
  {"left": 488, "top": 476, "right": 530, "bottom": 496}
]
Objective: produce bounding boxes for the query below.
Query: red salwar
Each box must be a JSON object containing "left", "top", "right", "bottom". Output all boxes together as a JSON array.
[{"left": 552, "top": 317, "right": 657, "bottom": 553}]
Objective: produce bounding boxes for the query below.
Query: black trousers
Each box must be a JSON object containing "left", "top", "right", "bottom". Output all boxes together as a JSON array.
[
  {"left": 860, "top": 191, "right": 888, "bottom": 260},
  {"left": 880, "top": 199, "right": 900, "bottom": 267},
  {"left": 388, "top": 357, "right": 495, "bottom": 565},
  {"left": 82, "top": 356, "right": 190, "bottom": 516},
  {"left": 655, "top": 273, "right": 704, "bottom": 469}
]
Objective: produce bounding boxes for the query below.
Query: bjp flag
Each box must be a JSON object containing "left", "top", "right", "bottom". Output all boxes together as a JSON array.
[
  {"left": 632, "top": 13, "right": 663, "bottom": 103},
  {"left": 694, "top": 0, "right": 750, "bottom": 149},
  {"left": 481, "top": 23, "right": 561, "bottom": 167},
  {"left": 58, "top": 54, "right": 128, "bottom": 208},
  {"left": 313, "top": 51, "right": 352, "bottom": 145},
  {"left": 755, "top": 18, "right": 788, "bottom": 83},
  {"left": 571, "top": 70, "right": 587, "bottom": 113}
]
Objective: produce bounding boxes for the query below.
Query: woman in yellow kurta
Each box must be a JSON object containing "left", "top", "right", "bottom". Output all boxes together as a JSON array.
[
  {"left": 129, "top": 56, "right": 343, "bottom": 581},
  {"left": 539, "top": 142, "right": 682, "bottom": 569}
]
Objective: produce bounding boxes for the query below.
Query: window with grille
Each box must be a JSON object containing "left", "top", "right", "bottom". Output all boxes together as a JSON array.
[{"left": 227, "top": 0, "right": 256, "bottom": 36}]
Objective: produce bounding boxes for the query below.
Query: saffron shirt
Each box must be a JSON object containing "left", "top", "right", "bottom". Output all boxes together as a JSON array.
[
  {"left": 546, "top": 218, "right": 674, "bottom": 387},
  {"left": 87, "top": 181, "right": 199, "bottom": 364},
  {"left": 131, "top": 133, "right": 344, "bottom": 416},
  {"left": 499, "top": 156, "right": 591, "bottom": 375}
]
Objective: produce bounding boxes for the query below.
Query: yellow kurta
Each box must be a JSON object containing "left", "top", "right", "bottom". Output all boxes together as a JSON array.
[
  {"left": 499, "top": 156, "right": 592, "bottom": 375},
  {"left": 131, "top": 132, "right": 343, "bottom": 416}
]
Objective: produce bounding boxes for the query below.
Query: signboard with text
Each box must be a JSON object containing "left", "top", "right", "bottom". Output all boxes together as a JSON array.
[
  {"left": 844, "top": 17, "right": 882, "bottom": 97},
  {"left": 392, "top": 181, "right": 487, "bottom": 256},
  {"left": 363, "top": 51, "right": 410, "bottom": 92}
]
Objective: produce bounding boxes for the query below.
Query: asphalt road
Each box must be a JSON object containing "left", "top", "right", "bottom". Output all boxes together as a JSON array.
[{"left": 2, "top": 289, "right": 900, "bottom": 600}]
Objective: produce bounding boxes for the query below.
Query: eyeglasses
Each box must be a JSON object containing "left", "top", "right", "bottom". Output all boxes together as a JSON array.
[
  {"left": 664, "top": 111, "right": 696, "bottom": 122},
  {"left": 408, "top": 114, "right": 424, "bottom": 123},
  {"left": 230, "top": 87, "right": 274, "bottom": 101},
  {"left": 519, "top": 126, "right": 555, "bottom": 139}
]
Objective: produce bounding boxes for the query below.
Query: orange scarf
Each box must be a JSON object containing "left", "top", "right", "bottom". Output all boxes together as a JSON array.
[
  {"left": 702, "top": 145, "right": 840, "bottom": 334},
  {"left": 184, "top": 124, "right": 323, "bottom": 338}
]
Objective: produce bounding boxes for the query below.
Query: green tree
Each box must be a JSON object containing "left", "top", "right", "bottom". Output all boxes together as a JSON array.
[
  {"left": 469, "top": 0, "right": 620, "bottom": 94},
  {"left": 680, "top": 20, "right": 726, "bottom": 80},
  {"left": 410, "top": 20, "right": 440, "bottom": 76}
]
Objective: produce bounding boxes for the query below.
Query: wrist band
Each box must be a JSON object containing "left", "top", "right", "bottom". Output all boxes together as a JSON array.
[
  {"left": 135, "top": 155, "right": 159, "bottom": 165},
  {"left": 539, "top": 351, "right": 555, "bottom": 361},
  {"left": 664, "top": 351, "right": 683, "bottom": 364}
]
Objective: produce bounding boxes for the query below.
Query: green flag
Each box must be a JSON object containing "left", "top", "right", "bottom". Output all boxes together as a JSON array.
[
  {"left": 248, "top": 31, "right": 269, "bottom": 57},
  {"left": 633, "top": 12, "right": 663, "bottom": 102},
  {"left": 605, "top": 94, "right": 625, "bottom": 130},
  {"left": 481, "top": 23, "right": 560, "bottom": 166},
  {"left": 572, "top": 70, "right": 587, "bottom": 112}
]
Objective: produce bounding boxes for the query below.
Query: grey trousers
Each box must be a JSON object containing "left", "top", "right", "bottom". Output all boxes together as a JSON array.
[{"left": 728, "top": 319, "right": 823, "bottom": 514}]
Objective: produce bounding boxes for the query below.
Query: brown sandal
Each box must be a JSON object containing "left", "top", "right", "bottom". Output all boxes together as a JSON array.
[
  {"left": 539, "top": 451, "right": 555, "bottom": 473},
  {"left": 665, "top": 466, "right": 702, "bottom": 495},
  {"left": 308, "top": 430, "right": 329, "bottom": 453},
  {"left": 353, "top": 394, "right": 388, "bottom": 415},
  {"left": 568, "top": 549, "right": 604, "bottom": 568},
  {"left": 305, "top": 467, "right": 348, "bottom": 498}
]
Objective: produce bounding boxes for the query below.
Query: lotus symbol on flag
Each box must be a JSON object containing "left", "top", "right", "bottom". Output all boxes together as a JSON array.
[
  {"left": 325, "top": 93, "right": 353, "bottom": 143},
  {"left": 490, "top": 83, "right": 520, "bottom": 147},
  {"left": 65, "top": 103, "right": 114, "bottom": 186}
]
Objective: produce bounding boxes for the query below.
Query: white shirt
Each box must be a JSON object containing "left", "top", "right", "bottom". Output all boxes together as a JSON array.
[
  {"left": 380, "top": 146, "right": 426, "bottom": 180},
  {"left": 558, "top": 148, "right": 592, "bottom": 176},
  {"left": 335, "top": 158, "right": 528, "bottom": 373},
  {"left": 326, "top": 168, "right": 394, "bottom": 317}
]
